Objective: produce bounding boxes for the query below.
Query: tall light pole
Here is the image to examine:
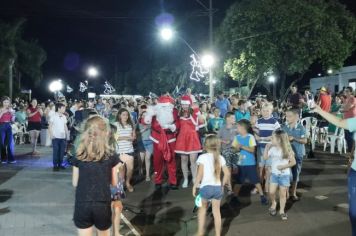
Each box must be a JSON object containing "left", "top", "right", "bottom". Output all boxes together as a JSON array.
[
  {"left": 209, "top": 0, "right": 214, "bottom": 100},
  {"left": 268, "top": 75, "right": 277, "bottom": 100},
  {"left": 9, "top": 58, "right": 15, "bottom": 100}
]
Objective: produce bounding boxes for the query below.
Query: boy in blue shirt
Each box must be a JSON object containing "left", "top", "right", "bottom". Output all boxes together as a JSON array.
[
  {"left": 282, "top": 109, "right": 307, "bottom": 201},
  {"left": 207, "top": 108, "right": 225, "bottom": 133},
  {"left": 232, "top": 119, "right": 268, "bottom": 205},
  {"left": 235, "top": 100, "right": 251, "bottom": 122}
]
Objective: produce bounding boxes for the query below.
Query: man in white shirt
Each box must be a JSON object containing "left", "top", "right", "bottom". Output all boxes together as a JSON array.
[{"left": 49, "top": 103, "right": 68, "bottom": 171}]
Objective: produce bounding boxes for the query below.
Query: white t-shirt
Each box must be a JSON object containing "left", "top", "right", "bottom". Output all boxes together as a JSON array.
[
  {"left": 197, "top": 153, "right": 226, "bottom": 188},
  {"left": 49, "top": 112, "right": 67, "bottom": 139},
  {"left": 268, "top": 146, "right": 291, "bottom": 176}
]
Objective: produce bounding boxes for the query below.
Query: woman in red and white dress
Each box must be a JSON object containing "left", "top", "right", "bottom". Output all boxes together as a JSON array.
[{"left": 175, "top": 95, "right": 204, "bottom": 188}]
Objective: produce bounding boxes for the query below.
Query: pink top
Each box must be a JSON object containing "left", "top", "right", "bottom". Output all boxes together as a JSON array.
[{"left": 0, "top": 111, "right": 13, "bottom": 123}]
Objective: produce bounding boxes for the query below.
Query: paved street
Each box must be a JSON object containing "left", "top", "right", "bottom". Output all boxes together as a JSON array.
[{"left": 0, "top": 144, "right": 352, "bottom": 236}]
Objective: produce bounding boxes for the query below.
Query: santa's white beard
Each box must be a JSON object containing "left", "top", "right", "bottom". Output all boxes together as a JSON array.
[{"left": 156, "top": 104, "right": 174, "bottom": 127}]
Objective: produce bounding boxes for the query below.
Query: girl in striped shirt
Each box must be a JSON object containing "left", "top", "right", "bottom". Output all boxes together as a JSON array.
[{"left": 114, "top": 108, "right": 136, "bottom": 192}]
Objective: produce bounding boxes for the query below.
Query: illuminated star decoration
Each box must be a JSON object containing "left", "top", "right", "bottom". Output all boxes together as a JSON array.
[
  {"left": 66, "top": 85, "right": 73, "bottom": 93},
  {"left": 79, "top": 82, "right": 87, "bottom": 92},
  {"left": 190, "top": 54, "right": 209, "bottom": 82},
  {"left": 103, "top": 81, "right": 115, "bottom": 94},
  {"left": 149, "top": 92, "right": 158, "bottom": 98}
]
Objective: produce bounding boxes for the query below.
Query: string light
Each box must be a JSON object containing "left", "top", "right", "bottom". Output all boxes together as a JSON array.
[
  {"left": 104, "top": 81, "right": 115, "bottom": 94},
  {"left": 189, "top": 54, "right": 209, "bottom": 82},
  {"left": 79, "top": 82, "right": 87, "bottom": 92}
]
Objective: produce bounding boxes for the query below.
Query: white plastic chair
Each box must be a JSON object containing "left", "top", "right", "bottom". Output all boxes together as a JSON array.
[
  {"left": 323, "top": 127, "right": 346, "bottom": 154},
  {"left": 336, "top": 129, "right": 347, "bottom": 154},
  {"left": 301, "top": 117, "right": 318, "bottom": 150}
]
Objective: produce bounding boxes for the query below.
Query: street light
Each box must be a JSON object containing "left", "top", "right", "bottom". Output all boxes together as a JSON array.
[
  {"left": 268, "top": 75, "right": 276, "bottom": 83},
  {"left": 268, "top": 75, "right": 277, "bottom": 100},
  {"left": 327, "top": 69, "right": 333, "bottom": 75},
  {"left": 49, "top": 80, "right": 63, "bottom": 101},
  {"left": 160, "top": 27, "right": 174, "bottom": 41},
  {"left": 87, "top": 66, "right": 99, "bottom": 78},
  {"left": 201, "top": 54, "right": 215, "bottom": 68},
  {"left": 49, "top": 80, "right": 63, "bottom": 93}
]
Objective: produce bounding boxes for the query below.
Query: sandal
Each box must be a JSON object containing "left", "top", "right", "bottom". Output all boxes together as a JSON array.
[
  {"left": 269, "top": 208, "right": 277, "bottom": 216},
  {"left": 280, "top": 213, "right": 288, "bottom": 221},
  {"left": 290, "top": 195, "right": 299, "bottom": 201},
  {"left": 126, "top": 185, "right": 134, "bottom": 193}
]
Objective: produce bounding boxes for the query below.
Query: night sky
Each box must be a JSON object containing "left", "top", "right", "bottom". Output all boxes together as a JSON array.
[{"left": 0, "top": 0, "right": 356, "bottom": 99}]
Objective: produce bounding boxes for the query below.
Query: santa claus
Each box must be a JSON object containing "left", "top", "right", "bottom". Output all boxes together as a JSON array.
[{"left": 144, "top": 95, "right": 179, "bottom": 189}]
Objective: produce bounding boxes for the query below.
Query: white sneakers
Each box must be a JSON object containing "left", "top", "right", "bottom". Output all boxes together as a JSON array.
[{"left": 182, "top": 179, "right": 189, "bottom": 188}]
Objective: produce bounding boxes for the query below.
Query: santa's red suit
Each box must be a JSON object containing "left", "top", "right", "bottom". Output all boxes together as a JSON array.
[
  {"left": 175, "top": 96, "right": 202, "bottom": 154},
  {"left": 144, "top": 96, "right": 179, "bottom": 187}
]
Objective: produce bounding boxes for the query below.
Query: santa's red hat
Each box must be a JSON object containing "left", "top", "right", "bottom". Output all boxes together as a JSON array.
[
  {"left": 158, "top": 95, "right": 175, "bottom": 104},
  {"left": 181, "top": 95, "right": 192, "bottom": 105}
]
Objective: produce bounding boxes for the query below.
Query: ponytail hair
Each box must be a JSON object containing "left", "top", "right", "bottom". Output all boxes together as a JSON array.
[{"left": 204, "top": 135, "right": 221, "bottom": 181}]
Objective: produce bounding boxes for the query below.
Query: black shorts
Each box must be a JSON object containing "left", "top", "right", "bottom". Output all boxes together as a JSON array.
[
  {"left": 235, "top": 165, "right": 260, "bottom": 185},
  {"left": 73, "top": 201, "right": 112, "bottom": 230},
  {"left": 27, "top": 122, "right": 41, "bottom": 131}
]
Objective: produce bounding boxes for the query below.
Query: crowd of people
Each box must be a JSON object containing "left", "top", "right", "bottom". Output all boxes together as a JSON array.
[{"left": 0, "top": 84, "right": 355, "bottom": 236}]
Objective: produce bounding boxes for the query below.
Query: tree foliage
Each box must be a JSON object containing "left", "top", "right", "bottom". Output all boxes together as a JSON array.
[
  {"left": 0, "top": 19, "right": 47, "bottom": 96},
  {"left": 217, "top": 0, "right": 356, "bottom": 96}
]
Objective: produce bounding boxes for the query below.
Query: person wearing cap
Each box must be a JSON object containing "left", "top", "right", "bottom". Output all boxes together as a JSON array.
[
  {"left": 144, "top": 95, "right": 179, "bottom": 189},
  {"left": 175, "top": 95, "right": 204, "bottom": 188},
  {"left": 317, "top": 87, "right": 331, "bottom": 112}
]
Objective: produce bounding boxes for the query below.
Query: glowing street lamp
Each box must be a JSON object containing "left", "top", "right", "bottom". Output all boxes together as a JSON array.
[
  {"left": 87, "top": 66, "right": 99, "bottom": 78},
  {"left": 49, "top": 79, "right": 63, "bottom": 100},
  {"left": 327, "top": 69, "right": 333, "bottom": 75},
  {"left": 160, "top": 27, "right": 174, "bottom": 41},
  {"left": 267, "top": 75, "right": 277, "bottom": 100},
  {"left": 201, "top": 54, "right": 215, "bottom": 68},
  {"left": 268, "top": 75, "right": 276, "bottom": 83},
  {"left": 49, "top": 80, "right": 63, "bottom": 93}
]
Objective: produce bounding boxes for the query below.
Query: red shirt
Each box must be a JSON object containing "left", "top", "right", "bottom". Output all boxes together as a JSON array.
[
  {"left": 0, "top": 111, "right": 13, "bottom": 123},
  {"left": 28, "top": 107, "right": 42, "bottom": 122},
  {"left": 319, "top": 93, "right": 331, "bottom": 112},
  {"left": 344, "top": 96, "right": 356, "bottom": 119}
]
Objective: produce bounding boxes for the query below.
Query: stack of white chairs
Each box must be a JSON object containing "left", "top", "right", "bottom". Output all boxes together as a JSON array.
[
  {"left": 323, "top": 127, "right": 347, "bottom": 154},
  {"left": 301, "top": 117, "right": 318, "bottom": 150},
  {"left": 12, "top": 123, "right": 28, "bottom": 145}
]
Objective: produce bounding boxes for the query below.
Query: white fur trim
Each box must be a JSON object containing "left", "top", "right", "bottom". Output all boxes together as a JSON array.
[
  {"left": 150, "top": 136, "right": 176, "bottom": 144},
  {"left": 175, "top": 150, "right": 202, "bottom": 154},
  {"left": 181, "top": 100, "right": 191, "bottom": 105}
]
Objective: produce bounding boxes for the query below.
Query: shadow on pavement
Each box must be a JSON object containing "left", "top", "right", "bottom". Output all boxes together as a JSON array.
[
  {"left": 0, "top": 189, "right": 13, "bottom": 215},
  {"left": 218, "top": 185, "right": 252, "bottom": 236}
]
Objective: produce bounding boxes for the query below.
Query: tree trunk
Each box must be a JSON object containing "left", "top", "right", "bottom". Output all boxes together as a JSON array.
[
  {"left": 279, "top": 70, "right": 287, "bottom": 99},
  {"left": 247, "top": 74, "right": 261, "bottom": 97}
]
